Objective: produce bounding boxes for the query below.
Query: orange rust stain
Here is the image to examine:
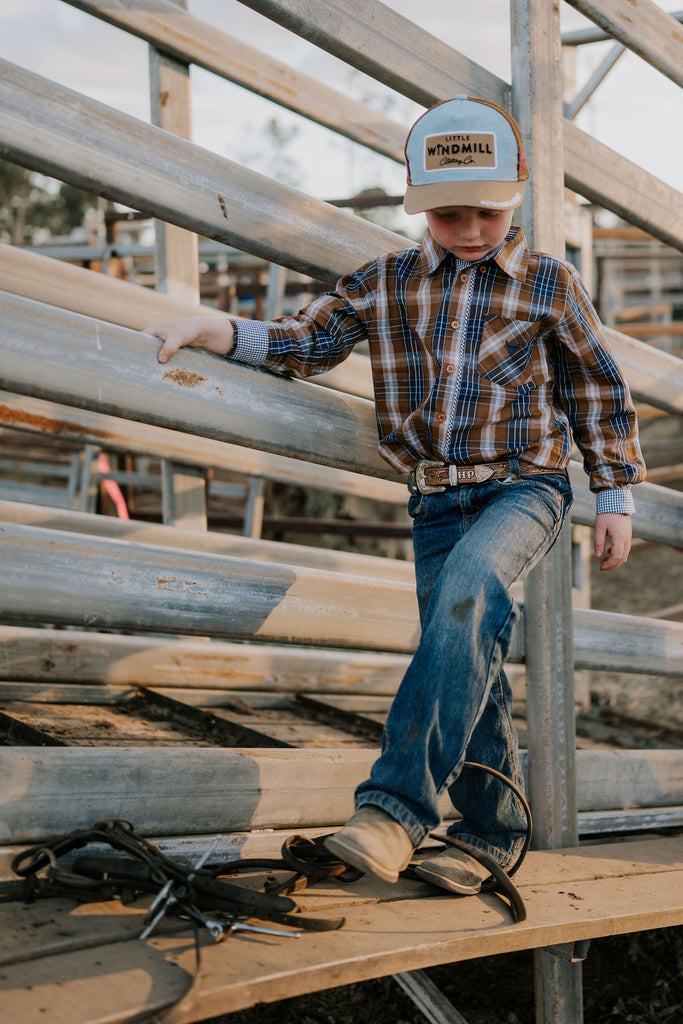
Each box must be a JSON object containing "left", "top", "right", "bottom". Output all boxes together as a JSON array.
[
  {"left": 160, "top": 90, "right": 170, "bottom": 107},
  {"left": 0, "top": 403, "right": 112, "bottom": 440},
  {"left": 162, "top": 368, "right": 206, "bottom": 388}
]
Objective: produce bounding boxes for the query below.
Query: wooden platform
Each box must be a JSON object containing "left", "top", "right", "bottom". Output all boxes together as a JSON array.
[{"left": 1, "top": 833, "right": 682, "bottom": 1024}]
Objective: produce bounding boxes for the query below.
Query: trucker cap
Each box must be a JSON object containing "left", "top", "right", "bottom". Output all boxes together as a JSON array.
[{"left": 404, "top": 95, "right": 529, "bottom": 214}]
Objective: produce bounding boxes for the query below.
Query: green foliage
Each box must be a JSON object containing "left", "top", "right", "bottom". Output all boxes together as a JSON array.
[{"left": 0, "top": 161, "right": 96, "bottom": 245}]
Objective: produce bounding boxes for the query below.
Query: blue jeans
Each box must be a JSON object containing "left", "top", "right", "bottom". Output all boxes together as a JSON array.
[{"left": 355, "top": 466, "right": 573, "bottom": 866}]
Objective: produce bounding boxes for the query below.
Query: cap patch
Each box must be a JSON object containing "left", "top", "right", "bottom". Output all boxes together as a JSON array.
[{"left": 424, "top": 132, "right": 496, "bottom": 172}]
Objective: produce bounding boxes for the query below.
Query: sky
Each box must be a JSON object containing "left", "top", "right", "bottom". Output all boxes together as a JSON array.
[{"left": 1, "top": 0, "right": 681, "bottom": 226}]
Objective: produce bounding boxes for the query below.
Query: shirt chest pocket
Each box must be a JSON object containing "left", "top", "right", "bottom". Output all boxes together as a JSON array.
[{"left": 477, "top": 315, "right": 547, "bottom": 388}]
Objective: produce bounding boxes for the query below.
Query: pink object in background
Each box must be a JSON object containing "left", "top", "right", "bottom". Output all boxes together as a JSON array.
[{"left": 97, "top": 452, "right": 129, "bottom": 519}]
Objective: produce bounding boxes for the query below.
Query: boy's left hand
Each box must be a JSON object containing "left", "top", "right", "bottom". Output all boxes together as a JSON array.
[{"left": 594, "top": 513, "right": 632, "bottom": 571}]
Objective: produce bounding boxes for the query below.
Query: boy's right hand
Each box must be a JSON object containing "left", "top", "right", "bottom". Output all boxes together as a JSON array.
[{"left": 143, "top": 316, "right": 235, "bottom": 364}]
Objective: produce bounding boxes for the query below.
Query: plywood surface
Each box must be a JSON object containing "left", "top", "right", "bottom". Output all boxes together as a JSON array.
[{"left": 1, "top": 835, "right": 682, "bottom": 1024}]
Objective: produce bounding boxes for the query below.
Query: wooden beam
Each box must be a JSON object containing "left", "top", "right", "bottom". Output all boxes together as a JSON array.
[
  {"left": 0, "top": 391, "right": 399, "bottom": 502},
  {"left": 0, "top": 246, "right": 375, "bottom": 400},
  {"left": 2, "top": 296, "right": 682, "bottom": 550},
  {"left": 0, "top": 59, "right": 407, "bottom": 285},
  {"left": 0, "top": 291, "right": 391, "bottom": 479},
  {"left": 66, "top": 0, "right": 408, "bottom": 164},
  {"left": 563, "top": 122, "right": 683, "bottom": 252},
  {"left": 235, "top": 0, "right": 509, "bottom": 108},
  {"left": 0, "top": 626, "right": 411, "bottom": 693},
  {"left": 0, "top": 527, "right": 681, "bottom": 675},
  {"left": 0, "top": 521, "right": 421, "bottom": 652},
  {"left": 566, "top": 0, "right": 683, "bottom": 89},
  {"left": 1, "top": 746, "right": 682, "bottom": 841},
  {"left": 0, "top": 500, "right": 415, "bottom": 582}
]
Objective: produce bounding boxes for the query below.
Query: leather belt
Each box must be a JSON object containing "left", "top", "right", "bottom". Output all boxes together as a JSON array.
[{"left": 413, "top": 459, "right": 562, "bottom": 495}]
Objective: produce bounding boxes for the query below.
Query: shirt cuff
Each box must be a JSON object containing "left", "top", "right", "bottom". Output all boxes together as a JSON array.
[
  {"left": 229, "top": 319, "right": 270, "bottom": 366},
  {"left": 596, "top": 488, "right": 636, "bottom": 515}
]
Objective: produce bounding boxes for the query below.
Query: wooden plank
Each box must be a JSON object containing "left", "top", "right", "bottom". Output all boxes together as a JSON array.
[
  {"left": 0, "top": 246, "right": 375, "bottom": 400},
  {"left": 1, "top": 746, "right": 682, "bottom": 843},
  {"left": 0, "top": 501, "right": 415, "bottom": 582},
  {"left": 237, "top": 0, "right": 509, "bottom": 108},
  {"left": 3, "top": 521, "right": 683, "bottom": 672},
  {"left": 0, "top": 521, "right": 421, "bottom": 651},
  {"left": 603, "top": 328, "right": 683, "bottom": 413},
  {"left": 2, "top": 299, "right": 681, "bottom": 545},
  {"left": 0, "top": 392, "right": 397, "bottom": 501},
  {"left": 66, "top": 0, "right": 408, "bottom": 164},
  {"left": 1, "top": 837, "right": 682, "bottom": 1024},
  {"left": 237, "top": 1, "right": 682, "bottom": 252},
  {"left": 0, "top": 291, "right": 391, "bottom": 479},
  {"left": 566, "top": 461, "right": 683, "bottom": 548},
  {"left": 563, "top": 121, "right": 683, "bottom": 253},
  {"left": 65, "top": 1, "right": 683, "bottom": 253},
  {"left": 0, "top": 626, "right": 411, "bottom": 693},
  {"left": 0, "top": 59, "right": 407, "bottom": 284},
  {"left": 566, "top": 0, "right": 683, "bottom": 88}
]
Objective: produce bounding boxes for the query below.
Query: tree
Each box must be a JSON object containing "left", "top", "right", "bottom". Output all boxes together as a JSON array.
[{"left": 0, "top": 160, "right": 96, "bottom": 245}]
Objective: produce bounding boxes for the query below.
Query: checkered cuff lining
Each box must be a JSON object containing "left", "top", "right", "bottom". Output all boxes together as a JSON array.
[
  {"left": 596, "top": 488, "right": 636, "bottom": 515},
  {"left": 230, "top": 319, "right": 270, "bottom": 366}
]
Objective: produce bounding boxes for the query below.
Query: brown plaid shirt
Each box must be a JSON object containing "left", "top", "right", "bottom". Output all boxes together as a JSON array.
[{"left": 233, "top": 227, "right": 645, "bottom": 498}]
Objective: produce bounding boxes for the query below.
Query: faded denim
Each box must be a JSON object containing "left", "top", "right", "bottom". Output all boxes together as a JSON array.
[{"left": 355, "top": 466, "right": 573, "bottom": 866}]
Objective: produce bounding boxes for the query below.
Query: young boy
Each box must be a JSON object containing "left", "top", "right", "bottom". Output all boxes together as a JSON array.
[{"left": 146, "top": 96, "right": 645, "bottom": 891}]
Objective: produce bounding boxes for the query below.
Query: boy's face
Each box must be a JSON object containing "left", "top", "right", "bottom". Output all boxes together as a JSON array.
[{"left": 425, "top": 205, "right": 514, "bottom": 261}]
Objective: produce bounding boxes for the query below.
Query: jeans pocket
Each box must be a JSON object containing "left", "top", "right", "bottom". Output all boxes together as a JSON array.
[{"left": 528, "top": 475, "right": 573, "bottom": 526}]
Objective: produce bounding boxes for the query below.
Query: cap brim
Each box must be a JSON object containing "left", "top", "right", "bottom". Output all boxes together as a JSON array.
[{"left": 404, "top": 179, "right": 526, "bottom": 215}]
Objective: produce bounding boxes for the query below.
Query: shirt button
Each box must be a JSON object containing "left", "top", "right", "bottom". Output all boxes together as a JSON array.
[
  {"left": 451, "top": 319, "right": 460, "bottom": 329},
  {"left": 445, "top": 364, "right": 455, "bottom": 374},
  {"left": 437, "top": 413, "right": 447, "bottom": 423},
  {"left": 460, "top": 273, "right": 468, "bottom": 283},
  {"left": 480, "top": 266, "right": 487, "bottom": 273}
]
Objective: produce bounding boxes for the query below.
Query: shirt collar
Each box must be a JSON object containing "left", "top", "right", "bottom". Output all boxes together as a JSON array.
[{"left": 417, "top": 226, "right": 531, "bottom": 283}]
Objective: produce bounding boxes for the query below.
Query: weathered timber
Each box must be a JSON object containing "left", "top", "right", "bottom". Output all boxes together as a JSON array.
[
  {"left": 563, "top": 122, "right": 683, "bottom": 253},
  {"left": 2, "top": 296, "right": 682, "bottom": 549},
  {"left": 1, "top": 838, "right": 682, "bottom": 1024},
  {"left": 0, "top": 292, "right": 390, "bottom": 479},
  {"left": 0, "top": 626, "right": 411, "bottom": 692},
  {"left": 2, "top": 525, "right": 682, "bottom": 673},
  {"left": 65, "top": 0, "right": 408, "bottom": 163},
  {"left": 0, "top": 246, "right": 375, "bottom": 399},
  {"left": 0, "top": 391, "right": 398, "bottom": 501},
  {"left": 0, "top": 521, "right": 421, "bottom": 651},
  {"left": 566, "top": 0, "right": 683, "bottom": 88},
  {"left": 566, "top": 462, "right": 683, "bottom": 547},
  {"left": 1, "top": 745, "right": 682, "bottom": 840},
  {"left": 0, "top": 500, "right": 414, "bottom": 581},
  {"left": 237, "top": 0, "right": 682, "bottom": 252},
  {"left": 0, "top": 60, "right": 406, "bottom": 284},
  {"left": 236, "top": 0, "right": 509, "bottom": 108}
]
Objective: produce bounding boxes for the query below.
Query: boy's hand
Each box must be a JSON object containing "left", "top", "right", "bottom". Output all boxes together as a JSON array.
[
  {"left": 144, "top": 316, "right": 234, "bottom": 364},
  {"left": 594, "top": 512, "right": 632, "bottom": 571}
]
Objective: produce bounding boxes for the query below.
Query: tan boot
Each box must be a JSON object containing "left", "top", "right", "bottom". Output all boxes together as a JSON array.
[
  {"left": 324, "top": 805, "right": 414, "bottom": 883},
  {"left": 414, "top": 846, "right": 485, "bottom": 894}
]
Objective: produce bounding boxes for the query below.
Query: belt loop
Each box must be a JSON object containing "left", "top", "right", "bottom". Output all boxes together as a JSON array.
[{"left": 508, "top": 457, "right": 520, "bottom": 478}]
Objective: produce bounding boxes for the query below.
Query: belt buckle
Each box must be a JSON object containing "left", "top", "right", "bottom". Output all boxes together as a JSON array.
[
  {"left": 450, "top": 465, "right": 495, "bottom": 485},
  {"left": 415, "top": 459, "right": 446, "bottom": 495}
]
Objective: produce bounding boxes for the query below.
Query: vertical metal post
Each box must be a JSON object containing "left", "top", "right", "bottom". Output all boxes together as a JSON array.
[
  {"left": 149, "top": 0, "right": 207, "bottom": 530},
  {"left": 510, "top": 2, "right": 584, "bottom": 1022}
]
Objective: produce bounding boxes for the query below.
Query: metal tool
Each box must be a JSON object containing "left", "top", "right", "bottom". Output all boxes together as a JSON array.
[{"left": 139, "top": 835, "right": 223, "bottom": 941}]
